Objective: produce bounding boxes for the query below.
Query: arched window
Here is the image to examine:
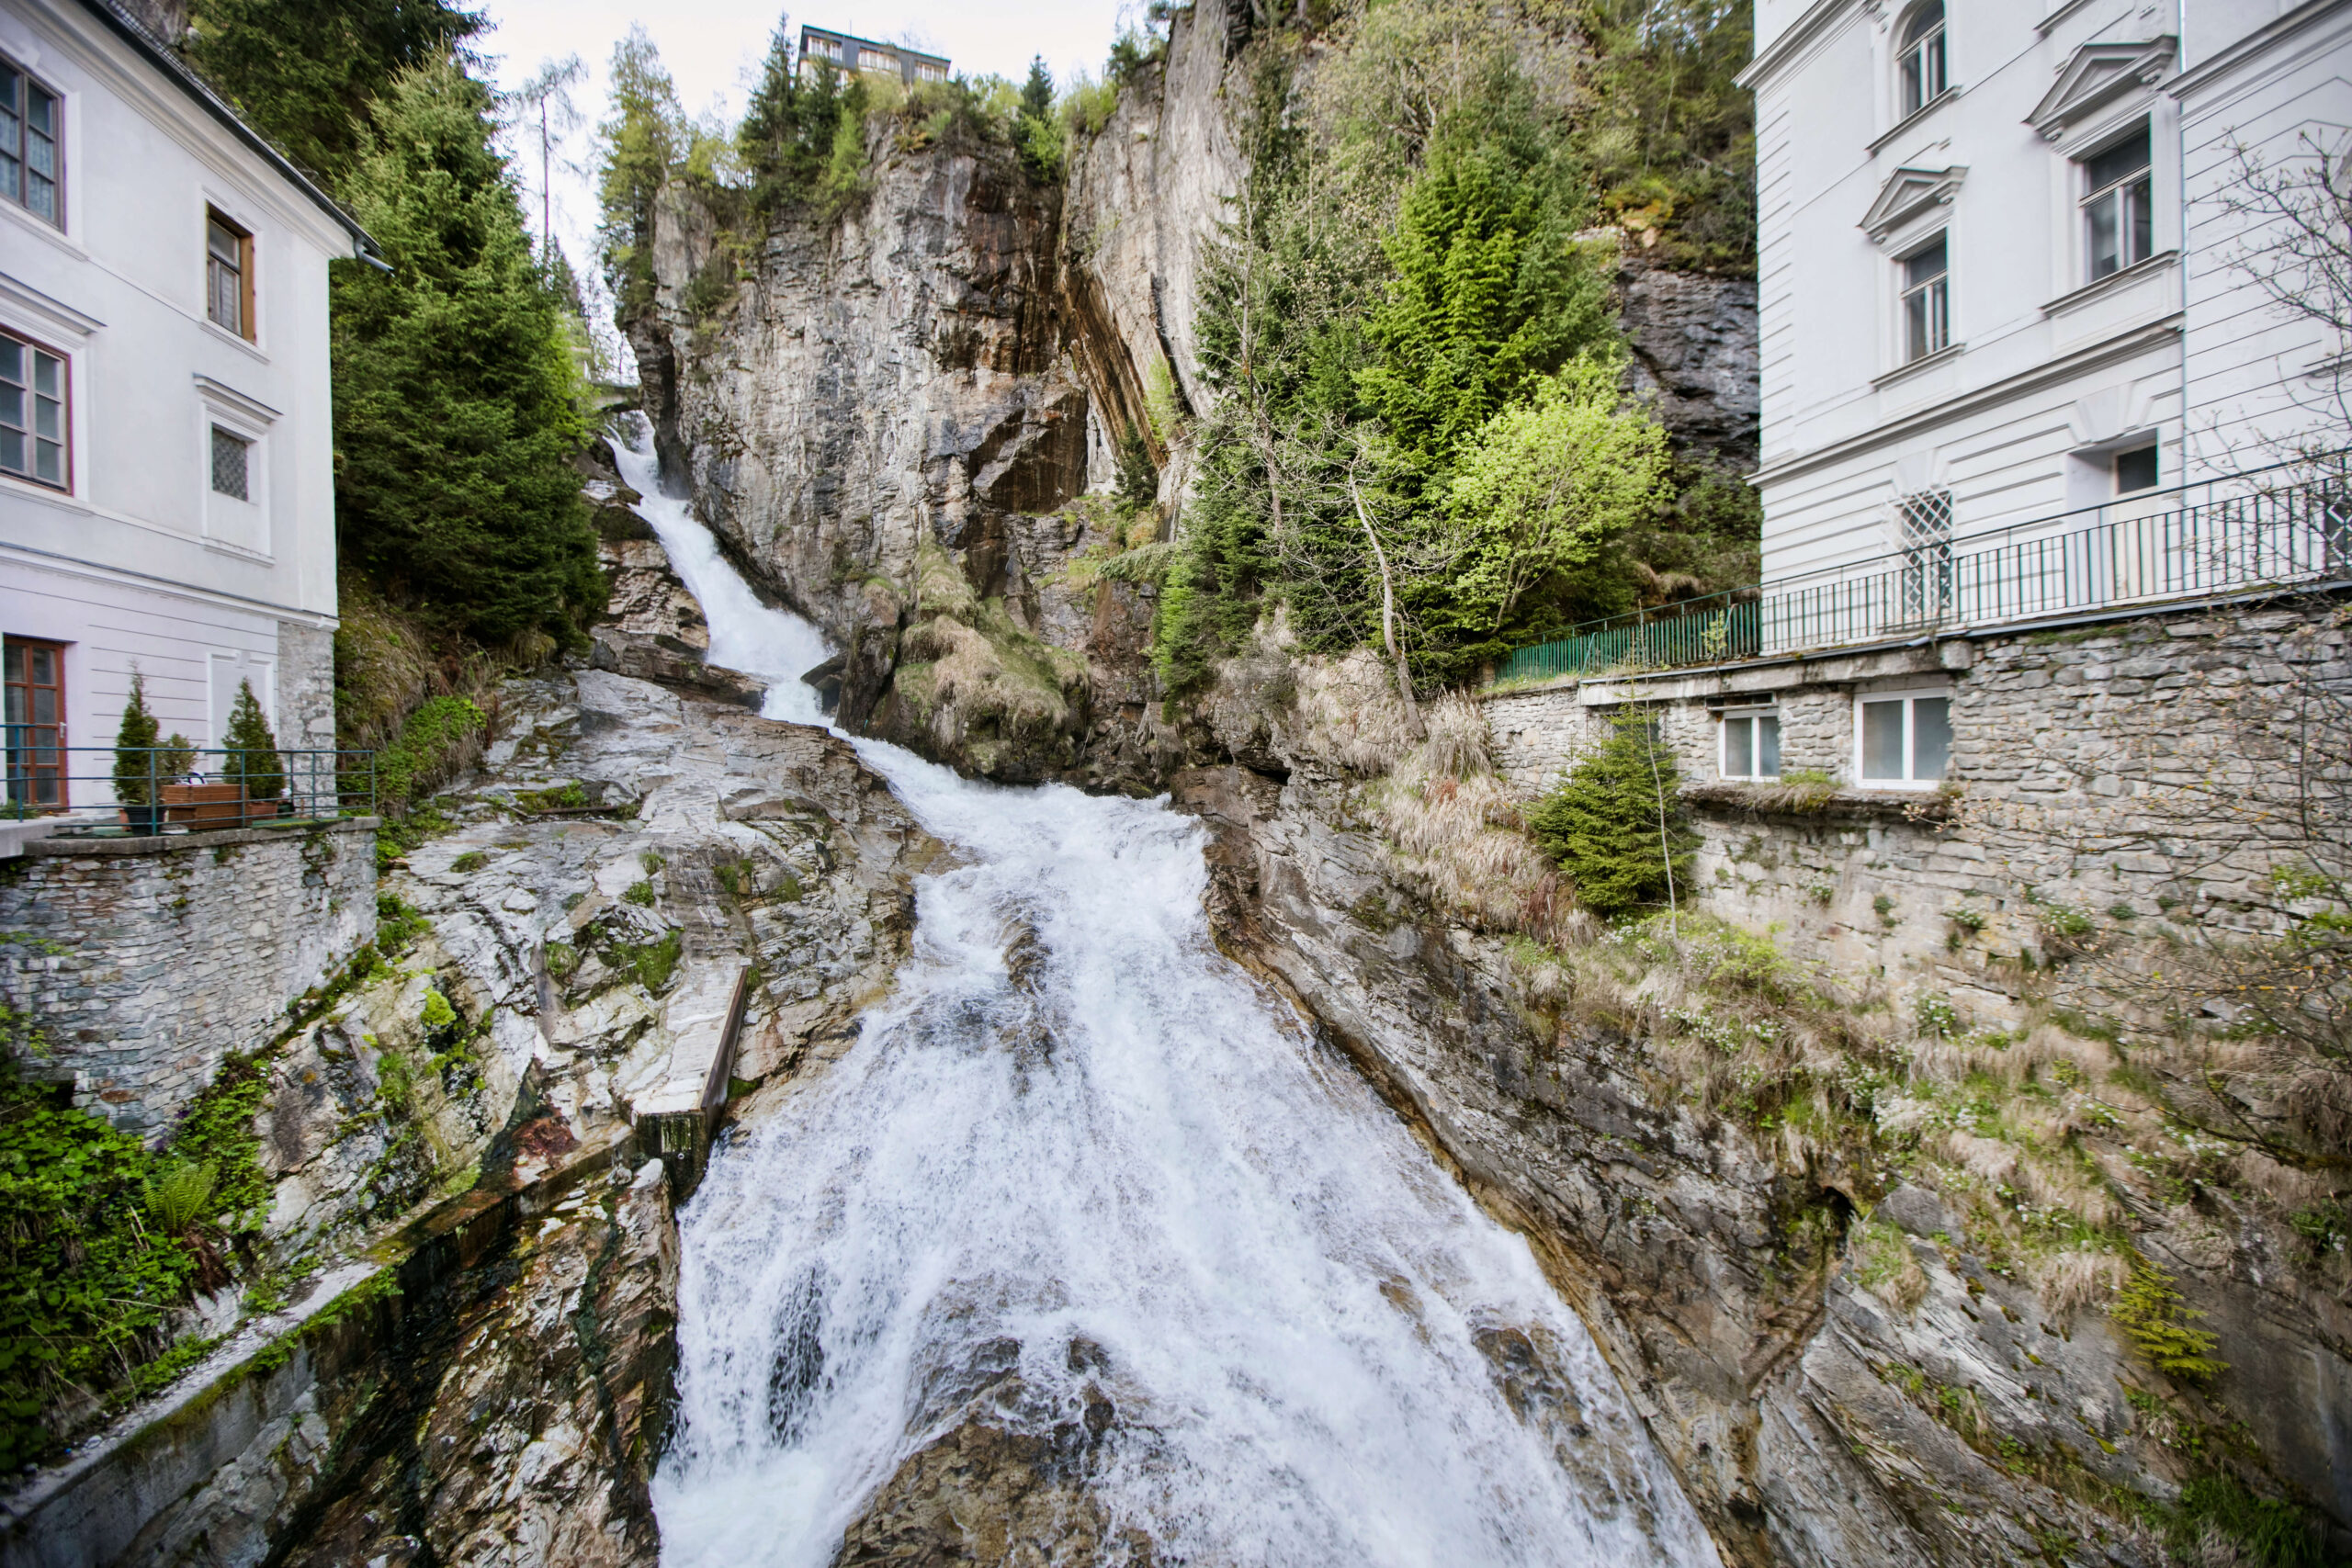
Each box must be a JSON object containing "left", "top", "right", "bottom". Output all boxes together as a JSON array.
[{"left": 1897, "top": 1, "right": 1947, "bottom": 117}]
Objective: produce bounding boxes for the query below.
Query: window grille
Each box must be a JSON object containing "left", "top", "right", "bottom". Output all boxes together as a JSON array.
[
  {"left": 210, "top": 425, "right": 251, "bottom": 501},
  {"left": 1896, "top": 488, "right": 1955, "bottom": 623}
]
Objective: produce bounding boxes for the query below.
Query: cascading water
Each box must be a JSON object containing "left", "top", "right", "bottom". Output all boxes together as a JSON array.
[{"left": 613, "top": 423, "right": 1721, "bottom": 1568}]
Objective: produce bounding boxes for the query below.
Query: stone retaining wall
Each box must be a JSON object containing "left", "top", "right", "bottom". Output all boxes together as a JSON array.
[
  {"left": 0, "top": 818, "right": 378, "bottom": 1136},
  {"left": 1480, "top": 596, "right": 2350, "bottom": 1026}
]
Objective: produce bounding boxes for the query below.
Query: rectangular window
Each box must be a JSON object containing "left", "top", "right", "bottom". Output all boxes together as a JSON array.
[
  {"left": 1897, "top": 4, "right": 1948, "bottom": 118},
  {"left": 1857, "top": 692, "right": 1952, "bottom": 786},
  {"left": 4, "top": 637, "right": 66, "bottom": 811},
  {"left": 1721, "top": 710, "right": 1781, "bottom": 781},
  {"left": 0, "top": 56, "right": 61, "bottom": 226},
  {"left": 0, "top": 331, "right": 66, "bottom": 489},
  {"left": 207, "top": 210, "right": 254, "bottom": 339},
  {"left": 2114, "top": 442, "right": 2158, "bottom": 494},
  {"left": 2081, "top": 124, "right": 2153, "bottom": 281},
  {"left": 210, "top": 425, "right": 251, "bottom": 500},
  {"left": 1901, "top": 234, "right": 1950, "bottom": 362}
]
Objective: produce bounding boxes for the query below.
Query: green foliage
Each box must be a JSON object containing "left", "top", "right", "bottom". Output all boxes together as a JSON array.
[
  {"left": 374, "top": 695, "right": 486, "bottom": 815},
  {"left": 143, "top": 1159, "right": 219, "bottom": 1234},
  {"left": 169, "top": 1053, "right": 274, "bottom": 1232},
  {"left": 419, "top": 989, "right": 458, "bottom": 1033},
  {"left": 1525, "top": 712, "right": 1699, "bottom": 917},
  {"left": 1437, "top": 356, "right": 1669, "bottom": 639},
  {"left": 220, "top": 679, "right": 285, "bottom": 801},
  {"left": 2110, "top": 1259, "right": 2228, "bottom": 1383},
  {"left": 377, "top": 892, "right": 428, "bottom": 957},
  {"left": 1357, "top": 126, "right": 1608, "bottom": 475},
  {"left": 1575, "top": 0, "right": 1756, "bottom": 273},
  {"left": 0, "top": 1050, "right": 203, "bottom": 1468},
  {"left": 333, "top": 64, "right": 603, "bottom": 646},
  {"left": 185, "top": 0, "right": 484, "bottom": 186},
  {"left": 613, "top": 928, "right": 684, "bottom": 993},
  {"left": 1114, "top": 434, "right": 1160, "bottom": 514},
  {"left": 449, "top": 851, "right": 488, "bottom": 874},
  {"left": 622, "top": 881, "right": 656, "bottom": 908},
  {"left": 111, "top": 669, "right": 162, "bottom": 807},
  {"left": 1015, "top": 56, "right": 1062, "bottom": 177},
  {"left": 737, "top": 25, "right": 871, "bottom": 215},
  {"left": 2166, "top": 1475, "right": 2328, "bottom": 1568}
]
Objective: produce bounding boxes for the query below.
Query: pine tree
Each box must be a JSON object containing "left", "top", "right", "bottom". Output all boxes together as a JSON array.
[
  {"left": 333, "top": 63, "right": 603, "bottom": 645},
  {"left": 185, "top": 0, "right": 485, "bottom": 186},
  {"left": 110, "top": 669, "right": 162, "bottom": 807},
  {"left": 1525, "top": 712, "right": 1700, "bottom": 918},
  {"left": 220, "top": 679, "right": 284, "bottom": 802},
  {"left": 1016, "top": 56, "right": 1059, "bottom": 178}
]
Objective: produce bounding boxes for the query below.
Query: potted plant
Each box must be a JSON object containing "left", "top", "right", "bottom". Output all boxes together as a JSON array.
[
  {"left": 219, "top": 679, "right": 286, "bottom": 823},
  {"left": 111, "top": 671, "right": 167, "bottom": 833}
]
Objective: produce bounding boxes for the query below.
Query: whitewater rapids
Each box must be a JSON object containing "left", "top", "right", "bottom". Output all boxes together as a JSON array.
[{"left": 612, "top": 425, "right": 1721, "bottom": 1568}]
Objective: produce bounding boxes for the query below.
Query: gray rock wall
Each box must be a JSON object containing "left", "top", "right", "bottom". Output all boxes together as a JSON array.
[{"left": 0, "top": 818, "right": 377, "bottom": 1136}]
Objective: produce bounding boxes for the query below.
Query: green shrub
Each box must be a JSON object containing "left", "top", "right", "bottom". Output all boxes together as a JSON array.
[
  {"left": 2109, "top": 1258, "right": 2227, "bottom": 1383},
  {"left": 1524, "top": 712, "right": 1698, "bottom": 918},
  {"left": 449, "top": 850, "right": 488, "bottom": 874},
  {"left": 220, "top": 678, "right": 285, "bottom": 801},
  {"left": 622, "top": 881, "right": 656, "bottom": 908},
  {"left": 110, "top": 670, "right": 162, "bottom": 807},
  {"left": 2167, "top": 1474, "right": 2326, "bottom": 1568},
  {"left": 374, "top": 695, "right": 486, "bottom": 814}
]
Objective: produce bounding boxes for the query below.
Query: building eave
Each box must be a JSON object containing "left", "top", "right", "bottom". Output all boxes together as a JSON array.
[
  {"left": 64, "top": 0, "right": 382, "bottom": 264},
  {"left": 1736, "top": 0, "right": 1856, "bottom": 91}
]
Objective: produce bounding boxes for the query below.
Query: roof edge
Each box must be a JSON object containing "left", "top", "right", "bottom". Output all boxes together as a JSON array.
[{"left": 68, "top": 0, "right": 381, "bottom": 262}]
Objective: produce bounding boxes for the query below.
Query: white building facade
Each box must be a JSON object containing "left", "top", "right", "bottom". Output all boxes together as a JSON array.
[
  {"left": 0, "top": 0, "right": 376, "bottom": 812},
  {"left": 1739, "top": 0, "right": 2352, "bottom": 626}
]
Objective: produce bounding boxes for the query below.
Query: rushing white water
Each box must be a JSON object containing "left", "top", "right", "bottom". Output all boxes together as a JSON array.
[{"left": 615, "top": 423, "right": 1721, "bottom": 1568}]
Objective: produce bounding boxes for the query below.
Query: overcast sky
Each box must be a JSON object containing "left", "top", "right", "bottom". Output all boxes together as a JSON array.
[{"left": 473, "top": 0, "right": 1130, "bottom": 343}]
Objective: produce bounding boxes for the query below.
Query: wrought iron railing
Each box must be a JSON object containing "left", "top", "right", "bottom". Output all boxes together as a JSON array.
[
  {"left": 1494, "top": 458, "right": 2352, "bottom": 686},
  {"left": 0, "top": 735, "right": 376, "bottom": 831}
]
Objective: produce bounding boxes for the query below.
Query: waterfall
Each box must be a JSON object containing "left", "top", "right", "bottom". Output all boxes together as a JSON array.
[{"left": 612, "top": 425, "right": 1722, "bottom": 1568}]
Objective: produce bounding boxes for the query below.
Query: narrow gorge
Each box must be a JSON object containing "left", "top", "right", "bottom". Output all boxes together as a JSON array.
[{"left": 10, "top": 2, "right": 2346, "bottom": 1565}]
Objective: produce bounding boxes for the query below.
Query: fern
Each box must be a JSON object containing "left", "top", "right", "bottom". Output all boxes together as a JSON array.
[{"left": 142, "top": 1159, "right": 218, "bottom": 1235}]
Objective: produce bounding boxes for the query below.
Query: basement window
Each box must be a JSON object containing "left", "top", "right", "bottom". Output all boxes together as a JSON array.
[
  {"left": 1856, "top": 688, "right": 1951, "bottom": 787},
  {"left": 1720, "top": 708, "right": 1781, "bottom": 781}
]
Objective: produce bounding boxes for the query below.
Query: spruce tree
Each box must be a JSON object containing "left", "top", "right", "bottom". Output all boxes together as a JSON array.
[
  {"left": 1525, "top": 712, "right": 1699, "bottom": 918},
  {"left": 110, "top": 670, "right": 162, "bottom": 807},
  {"left": 1016, "top": 57, "right": 1060, "bottom": 179},
  {"left": 185, "top": 0, "right": 485, "bottom": 186},
  {"left": 220, "top": 679, "right": 284, "bottom": 802},
  {"left": 332, "top": 63, "right": 603, "bottom": 645}
]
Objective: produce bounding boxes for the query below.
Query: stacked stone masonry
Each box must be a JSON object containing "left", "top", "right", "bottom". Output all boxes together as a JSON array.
[
  {"left": 1481, "top": 597, "right": 2349, "bottom": 1028},
  {"left": 0, "top": 819, "right": 378, "bottom": 1136}
]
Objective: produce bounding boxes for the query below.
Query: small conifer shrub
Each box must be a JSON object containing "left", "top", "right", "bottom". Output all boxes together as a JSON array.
[
  {"left": 1525, "top": 712, "right": 1700, "bottom": 918},
  {"left": 220, "top": 679, "right": 285, "bottom": 803},
  {"left": 111, "top": 669, "right": 162, "bottom": 807},
  {"left": 2109, "top": 1258, "right": 2227, "bottom": 1383}
]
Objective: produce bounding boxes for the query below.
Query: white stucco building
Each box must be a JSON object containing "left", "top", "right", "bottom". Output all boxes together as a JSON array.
[
  {"left": 0, "top": 0, "right": 377, "bottom": 812},
  {"left": 1738, "top": 0, "right": 2352, "bottom": 626}
]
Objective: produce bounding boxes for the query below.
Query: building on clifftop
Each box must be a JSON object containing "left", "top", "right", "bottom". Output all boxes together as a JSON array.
[
  {"left": 0, "top": 0, "right": 379, "bottom": 813},
  {"left": 797, "top": 26, "right": 950, "bottom": 86}
]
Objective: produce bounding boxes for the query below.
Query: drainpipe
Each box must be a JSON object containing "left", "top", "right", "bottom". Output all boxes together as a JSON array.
[{"left": 2175, "top": 0, "right": 2191, "bottom": 475}]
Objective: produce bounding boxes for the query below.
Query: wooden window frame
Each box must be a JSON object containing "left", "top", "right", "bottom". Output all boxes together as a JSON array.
[
  {"left": 4, "top": 636, "right": 68, "bottom": 813},
  {"left": 206, "top": 208, "right": 255, "bottom": 341}
]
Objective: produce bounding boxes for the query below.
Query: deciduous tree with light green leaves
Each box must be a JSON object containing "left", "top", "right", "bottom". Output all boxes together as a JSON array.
[{"left": 1442, "top": 355, "right": 1669, "bottom": 635}]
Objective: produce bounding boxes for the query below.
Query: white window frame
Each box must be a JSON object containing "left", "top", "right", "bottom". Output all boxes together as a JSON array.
[
  {"left": 1718, "top": 706, "right": 1781, "bottom": 781},
  {"left": 1898, "top": 231, "right": 1951, "bottom": 364},
  {"left": 1853, "top": 686, "right": 1953, "bottom": 790},
  {"left": 1894, "top": 1, "right": 1948, "bottom": 119},
  {"left": 0, "top": 51, "right": 64, "bottom": 231},
  {"left": 2077, "top": 120, "right": 2154, "bottom": 284}
]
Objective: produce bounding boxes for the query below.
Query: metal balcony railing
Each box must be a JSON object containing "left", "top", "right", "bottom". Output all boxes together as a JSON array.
[
  {"left": 1, "top": 735, "right": 376, "bottom": 832},
  {"left": 1494, "top": 457, "right": 2352, "bottom": 686}
]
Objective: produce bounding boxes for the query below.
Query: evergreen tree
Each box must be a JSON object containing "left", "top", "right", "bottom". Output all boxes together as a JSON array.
[
  {"left": 110, "top": 670, "right": 161, "bottom": 807},
  {"left": 333, "top": 62, "right": 603, "bottom": 645},
  {"left": 185, "top": 0, "right": 485, "bottom": 185},
  {"left": 1014, "top": 56, "right": 1060, "bottom": 178},
  {"left": 1525, "top": 712, "right": 1699, "bottom": 918},
  {"left": 220, "top": 679, "right": 284, "bottom": 802}
]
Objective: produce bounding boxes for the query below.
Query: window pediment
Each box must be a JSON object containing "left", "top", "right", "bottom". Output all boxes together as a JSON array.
[
  {"left": 2027, "top": 38, "right": 2176, "bottom": 141},
  {"left": 1860, "top": 166, "right": 1965, "bottom": 244}
]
